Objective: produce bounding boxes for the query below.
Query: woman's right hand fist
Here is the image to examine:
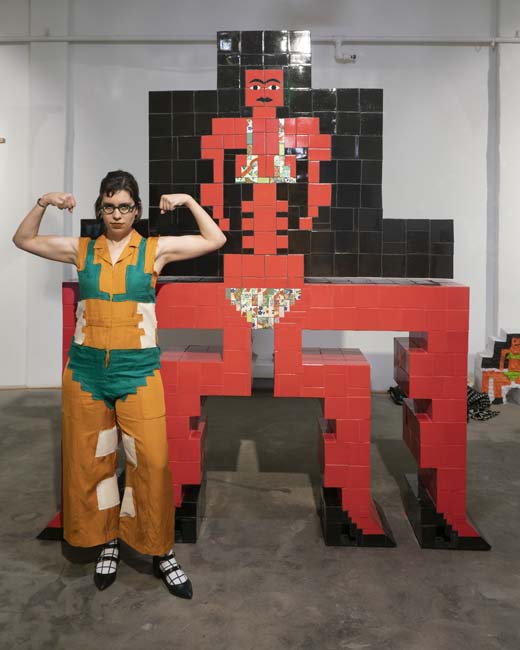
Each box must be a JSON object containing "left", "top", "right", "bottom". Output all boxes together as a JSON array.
[{"left": 40, "top": 192, "right": 76, "bottom": 212}]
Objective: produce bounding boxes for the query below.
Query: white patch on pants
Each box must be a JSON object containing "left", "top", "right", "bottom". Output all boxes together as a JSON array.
[
  {"left": 96, "top": 475, "right": 119, "bottom": 510},
  {"left": 136, "top": 302, "right": 158, "bottom": 348},
  {"left": 73, "top": 300, "right": 86, "bottom": 344},
  {"left": 95, "top": 425, "right": 118, "bottom": 457},
  {"left": 120, "top": 486, "right": 136, "bottom": 518},
  {"left": 122, "top": 432, "right": 138, "bottom": 467}
]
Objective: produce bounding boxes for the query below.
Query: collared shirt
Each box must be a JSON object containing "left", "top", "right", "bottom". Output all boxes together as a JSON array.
[{"left": 73, "top": 230, "right": 160, "bottom": 351}]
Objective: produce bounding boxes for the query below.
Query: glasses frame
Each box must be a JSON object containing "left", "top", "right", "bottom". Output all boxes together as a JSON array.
[{"left": 100, "top": 203, "right": 136, "bottom": 215}]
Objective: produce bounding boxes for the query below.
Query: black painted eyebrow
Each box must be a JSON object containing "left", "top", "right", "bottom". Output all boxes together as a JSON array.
[
  {"left": 264, "top": 78, "right": 281, "bottom": 83},
  {"left": 249, "top": 78, "right": 264, "bottom": 84}
]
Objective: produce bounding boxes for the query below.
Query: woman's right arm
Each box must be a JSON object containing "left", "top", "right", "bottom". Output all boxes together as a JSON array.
[{"left": 12, "top": 192, "right": 79, "bottom": 265}]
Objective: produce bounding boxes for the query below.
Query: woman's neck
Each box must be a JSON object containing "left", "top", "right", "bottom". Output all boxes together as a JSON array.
[{"left": 105, "top": 228, "right": 133, "bottom": 245}]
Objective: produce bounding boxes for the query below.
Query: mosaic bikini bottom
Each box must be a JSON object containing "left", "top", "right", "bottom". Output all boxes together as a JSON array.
[{"left": 226, "top": 287, "right": 302, "bottom": 329}]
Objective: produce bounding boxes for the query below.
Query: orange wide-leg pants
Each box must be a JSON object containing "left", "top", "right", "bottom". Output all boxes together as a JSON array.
[{"left": 61, "top": 368, "right": 174, "bottom": 555}]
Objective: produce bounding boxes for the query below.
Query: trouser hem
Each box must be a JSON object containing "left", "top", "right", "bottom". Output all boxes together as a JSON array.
[
  {"left": 119, "top": 534, "right": 175, "bottom": 557},
  {"left": 64, "top": 531, "right": 173, "bottom": 557},
  {"left": 64, "top": 530, "right": 120, "bottom": 549}
]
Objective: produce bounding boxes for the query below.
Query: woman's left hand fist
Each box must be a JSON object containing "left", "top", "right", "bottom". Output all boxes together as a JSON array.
[{"left": 159, "top": 194, "right": 191, "bottom": 214}]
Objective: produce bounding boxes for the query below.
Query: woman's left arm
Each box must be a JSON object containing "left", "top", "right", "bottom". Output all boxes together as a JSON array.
[{"left": 154, "top": 194, "right": 227, "bottom": 271}]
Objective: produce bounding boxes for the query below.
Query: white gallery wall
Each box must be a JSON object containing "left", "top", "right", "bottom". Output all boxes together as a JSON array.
[
  {"left": 0, "top": 0, "right": 518, "bottom": 389},
  {"left": 498, "top": 2, "right": 520, "bottom": 332},
  {"left": 0, "top": 44, "right": 30, "bottom": 387}
]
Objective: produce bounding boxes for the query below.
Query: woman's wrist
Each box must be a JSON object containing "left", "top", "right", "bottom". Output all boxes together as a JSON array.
[
  {"left": 37, "top": 197, "right": 48, "bottom": 209},
  {"left": 184, "top": 194, "right": 195, "bottom": 209}
]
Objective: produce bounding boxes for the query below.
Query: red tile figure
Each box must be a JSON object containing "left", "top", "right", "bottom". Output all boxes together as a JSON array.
[{"left": 151, "top": 66, "right": 487, "bottom": 549}]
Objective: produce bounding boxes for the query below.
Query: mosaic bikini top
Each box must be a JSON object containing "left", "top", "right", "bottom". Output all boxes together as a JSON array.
[
  {"left": 74, "top": 230, "right": 159, "bottom": 351},
  {"left": 236, "top": 118, "right": 296, "bottom": 184}
]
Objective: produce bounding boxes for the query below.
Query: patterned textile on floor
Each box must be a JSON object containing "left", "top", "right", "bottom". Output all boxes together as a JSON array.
[{"left": 467, "top": 385, "right": 499, "bottom": 421}]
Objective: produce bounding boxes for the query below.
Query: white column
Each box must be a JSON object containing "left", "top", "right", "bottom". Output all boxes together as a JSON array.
[
  {"left": 0, "top": 45, "right": 30, "bottom": 387},
  {"left": 497, "top": 1, "right": 520, "bottom": 331},
  {"left": 25, "top": 0, "right": 71, "bottom": 386}
]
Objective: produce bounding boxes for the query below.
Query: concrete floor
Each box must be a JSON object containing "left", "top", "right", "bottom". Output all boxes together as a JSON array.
[{"left": 1, "top": 388, "right": 519, "bottom": 650}]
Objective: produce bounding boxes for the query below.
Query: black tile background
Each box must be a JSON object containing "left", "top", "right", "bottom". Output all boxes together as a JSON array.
[{"left": 92, "top": 30, "right": 455, "bottom": 279}]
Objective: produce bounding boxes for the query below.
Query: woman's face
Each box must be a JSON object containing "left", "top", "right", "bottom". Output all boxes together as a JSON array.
[{"left": 100, "top": 190, "right": 138, "bottom": 238}]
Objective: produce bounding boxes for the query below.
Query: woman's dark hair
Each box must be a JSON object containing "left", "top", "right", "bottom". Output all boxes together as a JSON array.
[{"left": 94, "top": 170, "right": 142, "bottom": 221}]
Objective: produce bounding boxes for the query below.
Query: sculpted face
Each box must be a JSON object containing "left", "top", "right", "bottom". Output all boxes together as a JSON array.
[
  {"left": 511, "top": 337, "right": 520, "bottom": 353},
  {"left": 245, "top": 69, "right": 284, "bottom": 107}
]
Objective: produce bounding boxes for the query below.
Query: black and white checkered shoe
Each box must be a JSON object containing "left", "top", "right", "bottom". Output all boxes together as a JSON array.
[
  {"left": 94, "top": 538, "right": 120, "bottom": 591},
  {"left": 153, "top": 549, "right": 193, "bottom": 599}
]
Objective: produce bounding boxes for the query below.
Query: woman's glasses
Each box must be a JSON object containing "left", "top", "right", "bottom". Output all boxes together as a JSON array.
[{"left": 101, "top": 203, "right": 136, "bottom": 215}]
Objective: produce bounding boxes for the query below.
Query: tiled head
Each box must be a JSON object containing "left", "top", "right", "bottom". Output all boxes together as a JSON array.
[{"left": 245, "top": 69, "right": 285, "bottom": 107}]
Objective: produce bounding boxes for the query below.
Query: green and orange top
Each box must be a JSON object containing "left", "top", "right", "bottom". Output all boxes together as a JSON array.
[
  {"left": 66, "top": 230, "right": 162, "bottom": 406},
  {"left": 74, "top": 230, "right": 159, "bottom": 351}
]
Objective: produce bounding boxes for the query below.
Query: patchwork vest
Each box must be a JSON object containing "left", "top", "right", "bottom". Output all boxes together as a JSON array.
[
  {"left": 67, "top": 230, "right": 161, "bottom": 405},
  {"left": 73, "top": 230, "right": 159, "bottom": 351}
]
